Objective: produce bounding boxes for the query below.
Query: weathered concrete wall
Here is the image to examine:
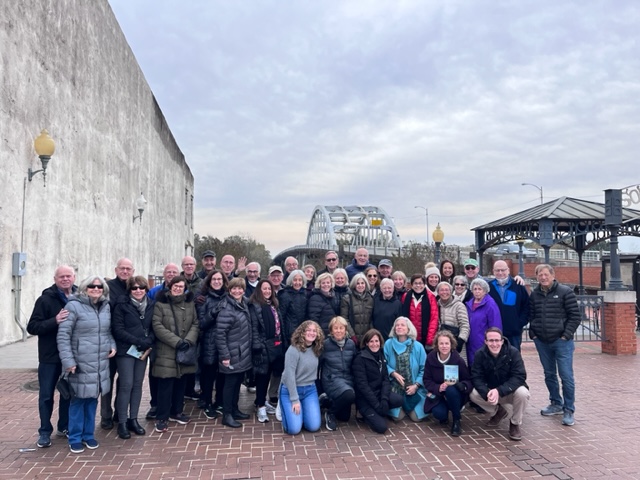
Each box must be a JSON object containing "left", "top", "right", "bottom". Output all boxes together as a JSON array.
[{"left": 0, "top": 1, "right": 194, "bottom": 344}]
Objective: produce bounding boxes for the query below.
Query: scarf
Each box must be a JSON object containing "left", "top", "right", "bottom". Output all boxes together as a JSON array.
[
  {"left": 333, "top": 336, "right": 346, "bottom": 348},
  {"left": 260, "top": 303, "right": 280, "bottom": 340},
  {"left": 401, "top": 291, "right": 432, "bottom": 345},
  {"left": 130, "top": 295, "right": 147, "bottom": 315}
]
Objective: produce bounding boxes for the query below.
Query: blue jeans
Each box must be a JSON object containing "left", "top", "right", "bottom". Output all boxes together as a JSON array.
[
  {"left": 38, "top": 362, "right": 70, "bottom": 436},
  {"left": 534, "top": 338, "right": 575, "bottom": 412},
  {"left": 68, "top": 397, "right": 98, "bottom": 445},
  {"left": 430, "top": 385, "right": 464, "bottom": 422},
  {"left": 280, "top": 384, "right": 321, "bottom": 435},
  {"left": 507, "top": 333, "right": 522, "bottom": 351}
]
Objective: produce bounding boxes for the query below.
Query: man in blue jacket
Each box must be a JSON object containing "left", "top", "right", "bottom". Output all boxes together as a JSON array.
[
  {"left": 346, "top": 248, "right": 374, "bottom": 280},
  {"left": 529, "top": 264, "right": 581, "bottom": 427},
  {"left": 488, "top": 260, "right": 530, "bottom": 350},
  {"left": 27, "top": 265, "right": 77, "bottom": 448}
]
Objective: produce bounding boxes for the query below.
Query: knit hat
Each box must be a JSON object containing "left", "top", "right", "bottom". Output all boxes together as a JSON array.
[{"left": 425, "top": 266, "right": 441, "bottom": 279}]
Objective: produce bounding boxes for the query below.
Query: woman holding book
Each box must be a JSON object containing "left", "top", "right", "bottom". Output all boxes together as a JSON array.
[
  {"left": 422, "top": 330, "right": 472, "bottom": 437},
  {"left": 111, "top": 276, "right": 155, "bottom": 439}
]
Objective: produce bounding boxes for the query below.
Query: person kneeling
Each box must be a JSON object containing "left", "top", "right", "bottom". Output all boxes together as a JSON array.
[
  {"left": 423, "top": 330, "right": 472, "bottom": 436},
  {"left": 469, "top": 327, "right": 529, "bottom": 441}
]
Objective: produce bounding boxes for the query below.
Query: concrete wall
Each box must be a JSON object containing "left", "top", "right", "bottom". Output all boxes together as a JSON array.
[{"left": 0, "top": 1, "right": 194, "bottom": 344}]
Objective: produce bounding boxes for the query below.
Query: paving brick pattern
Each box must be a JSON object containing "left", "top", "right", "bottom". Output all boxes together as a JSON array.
[{"left": 1, "top": 342, "right": 637, "bottom": 480}]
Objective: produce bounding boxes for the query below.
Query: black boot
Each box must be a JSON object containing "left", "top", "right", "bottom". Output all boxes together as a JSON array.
[
  {"left": 232, "top": 410, "right": 250, "bottom": 420},
  {"left": 127, "top": 418, "right": 146, "bottom": 435},
  {"left": 117, "top": 423, "right": 131, "bottom": 439},
  {"left": 451, "top": 419, "right": 461, "bottom": 437},
  {"left": 222, "top": 414, "right": 242, "bottom": 428}
]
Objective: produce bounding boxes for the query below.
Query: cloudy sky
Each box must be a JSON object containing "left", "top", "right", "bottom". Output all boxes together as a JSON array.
[{"left": 108, "top": 0, "right": 640, "bottom": 255}]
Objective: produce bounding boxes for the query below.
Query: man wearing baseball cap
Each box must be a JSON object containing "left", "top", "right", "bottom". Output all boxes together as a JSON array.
[{"left": 197, "top": 250, "right": 217, "bottom": 280}]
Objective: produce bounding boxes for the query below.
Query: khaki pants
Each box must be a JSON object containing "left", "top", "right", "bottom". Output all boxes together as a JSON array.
[{"left": 470, "top": 386, "right": 530, "bottom": 425}]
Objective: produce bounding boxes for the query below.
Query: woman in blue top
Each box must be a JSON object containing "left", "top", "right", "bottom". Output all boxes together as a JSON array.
[{"left": 383, "top": 316, "right": 428, "bottom": 422}]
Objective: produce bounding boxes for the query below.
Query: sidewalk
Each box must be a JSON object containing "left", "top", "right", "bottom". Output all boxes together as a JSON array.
[{"left": 0, "top": 339, "right": 637, "bottom": 480}]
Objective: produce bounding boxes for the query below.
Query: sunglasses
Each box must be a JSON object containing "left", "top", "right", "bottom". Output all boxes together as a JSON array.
[
  {"left": 326, "top": 258, "right": 338, "bottom": 262},
  {"left": 87, "top": 284, "right": 103, "bottom": 290},
  {"left": 130, "top": 286, "right": 146, "bottom": 291},
  {"left": 367, "top": 274, "right": 378, "bottom": 278},
  {"left": 465, "top": 265, "right": 477, "bottom": 270},
  {"left": 454, "top": 283, "right": 466, "bottom": 287}
]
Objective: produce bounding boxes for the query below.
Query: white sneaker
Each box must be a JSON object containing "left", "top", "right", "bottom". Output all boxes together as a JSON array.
[
  {"left": 257, "top": 406, "right": 269, "bottom": 423},
  {"left": 265, "top": 401, "right": 277, "bottom": 415},
  {"left": 275, "top": 399, "right": 282, "bottom": 422}
]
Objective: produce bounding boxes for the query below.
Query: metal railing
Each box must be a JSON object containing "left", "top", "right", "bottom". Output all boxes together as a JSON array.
[{"left": 522, "top": 294, "right": 604, "bottom": 343}]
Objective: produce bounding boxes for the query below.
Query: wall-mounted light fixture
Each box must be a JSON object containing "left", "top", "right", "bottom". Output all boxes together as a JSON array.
[
  {"left": 29, "top": 129, "right": 56, "bottom": 185},
  {"left": 133, "top": 192, "right": 147, "bottom": 223}
]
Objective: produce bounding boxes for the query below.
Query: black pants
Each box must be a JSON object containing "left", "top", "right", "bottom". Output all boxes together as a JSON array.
[
  {"left": 199, "top": 363, "right": 218, "bottom": 406},
  {"left": 148, "top": 364, "right": 158, "bottom": 408},
  {"left": 100, "top": 357, "right": 118, "bottom": 420},
  {"left": 358, "top": 391, "right": 403, "bottom": 434},
  {"left": 156, "top": 376, "right": 187, "bottom": 421},
  {"left": 213, "top": 373, "right": 225, "bottom": 407},
  {"left": 330, "top": 389, "right": 356, "bottom": 422},
  {"left": 222, "top": 372, "right": 244, "bottom": 416}
]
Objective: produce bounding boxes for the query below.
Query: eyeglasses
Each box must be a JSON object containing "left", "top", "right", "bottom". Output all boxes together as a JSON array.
[
  {"left": 367, "top": 274, "right": 378, "bottom": 278},
  {"left": 486, "top": 339, "right": 503, "bottom": 343},
  {"left": 247, "top": 270, "right": 259, "bottom": 274},
  {"left": 454, "top": 283, "right": 466, "bottom": 287},
  {"left": 326, "top": 258, "right": 338, "bottom": 262},
  {"left": 171, "top": 285, "right": 185, "bottom": 290},
  {"left": 87, "top": 284, "right": 103, "bottom": 290},
  {"left": 130, "top": 286, "right": 146, "bottom": 291},
  {"left": 465, "top": 265, "right": 477, "bottom": 270}
]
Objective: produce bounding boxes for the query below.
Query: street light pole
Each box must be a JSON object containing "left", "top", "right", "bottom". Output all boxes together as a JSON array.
[
  {"left": 521, "top": 183, "right": 543, "bottom": 204},
  {"left": 432, "top": 223, "right": 445, "bottom": 264},
  {"left": 414, "top": 206, "right": 429, "bottom": 245}
]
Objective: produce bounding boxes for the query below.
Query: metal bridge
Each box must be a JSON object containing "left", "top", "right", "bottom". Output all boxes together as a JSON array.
[{"left": 273, "top": 205, "right": 403, "bottom": 264}]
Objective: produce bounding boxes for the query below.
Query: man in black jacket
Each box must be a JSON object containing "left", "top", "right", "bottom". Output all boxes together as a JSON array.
[
  {"left": 529, "top": 264, "right": 581, "bottom": 427},
  {"left": 27, "top": 265, "right": 77, "bottom": 448},
  {"left": 470, "top": 327, "right": 529, "bottom": 441}
]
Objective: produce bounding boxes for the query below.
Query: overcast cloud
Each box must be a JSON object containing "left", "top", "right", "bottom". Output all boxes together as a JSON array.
[{"left": 108, "top": 0, "right": 640, "bottom": 254}]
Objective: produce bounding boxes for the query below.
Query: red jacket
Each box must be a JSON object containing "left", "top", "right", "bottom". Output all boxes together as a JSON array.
[{"left": 402, "top": 291, "right": 439, "bottom": 347}]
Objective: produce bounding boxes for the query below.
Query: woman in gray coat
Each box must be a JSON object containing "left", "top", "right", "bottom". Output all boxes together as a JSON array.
[{"left": 57, "top": 275, "right": 116, "bottom": 454}]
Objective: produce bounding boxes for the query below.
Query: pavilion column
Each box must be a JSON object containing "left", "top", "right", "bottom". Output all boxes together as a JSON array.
[{"left": 600, "top": 290, "right": 637, "bottom": 355}]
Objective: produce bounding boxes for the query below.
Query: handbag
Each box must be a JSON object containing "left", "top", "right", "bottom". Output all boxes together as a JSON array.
[
  {"left": 439, "top": 323, "right": 461, "bottom": 338},
  {"left": 56, "top": 372, "right": 75, "bottom": 400},
  {"left": 170, "top": 304, "right": 198, "bottom": 366}
]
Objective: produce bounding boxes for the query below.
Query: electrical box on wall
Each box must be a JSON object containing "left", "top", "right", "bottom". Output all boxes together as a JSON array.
[{"left": 12, "top": 252, "right": 27, "bottom": 276}]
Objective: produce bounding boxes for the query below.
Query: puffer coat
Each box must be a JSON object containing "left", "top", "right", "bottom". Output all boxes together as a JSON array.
[
  {"left": 249, "top": 301, "right": 284, "bottom": 375},
  {"left": 320, "top": 336, "right": 356, "bottom": 400},
  {"left": 57, "top": 295, "right": 115, "bottom": 399},
  {"left": 111, "top": 295, "right": 155, "bottom": 357},
  {"left": 196, "top": 289, "right": 227, "bottom": 365},
  {"left": 529, "top": 280, "right": 581, "bottom": 343},
  {"left": 278, "top": 286, "right": 307, "bottom": 347},
  {"left": 216, "top": 296, "right": 252, "bottom": 374},
  {"left": 307, "top": 288, "right": 340, "bottom": 335},
  {"left": 371, "top": 294, "right": 402, "bottom": 341},
  {"left": 352, "top": 347, "right": 391, "bottom": 413},
  {"left": 152, "top": 291, "right": 199, "bottom": 379},
  {"left": 340, "top": 290, "right": 374, "bottom": 341}
]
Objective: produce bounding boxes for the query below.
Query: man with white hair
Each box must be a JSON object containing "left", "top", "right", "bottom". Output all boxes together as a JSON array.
[
  {"left": 245, "top": 262, "right": 261, "bottom": 297},
  {"left": 346, "top": 248, "right": 374, "bottom": 280}
]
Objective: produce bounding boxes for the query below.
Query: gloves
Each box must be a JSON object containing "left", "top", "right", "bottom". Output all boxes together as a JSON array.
[
  {"left": 139, "top": 337, "right": 154, "bottom": 349},
  {"left": 176, "top": 340, "right": 190, "bottom": 351},
  {"left": 455, "top": 382, "right": 467, "bottom": 393},
  {"left": 456, "top": 339, "right": 465, "bottom": 353},
  {"left": 195, "top": 294, "right": 206, "bottom": 305}
]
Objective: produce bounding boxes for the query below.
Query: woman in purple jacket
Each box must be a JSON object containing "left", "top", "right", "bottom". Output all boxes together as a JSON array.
[{"left": 465, "top": 278, "right": 502, "bottom": 367}]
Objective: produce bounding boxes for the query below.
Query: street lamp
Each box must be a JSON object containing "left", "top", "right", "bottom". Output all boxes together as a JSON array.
[
  {"left": 414, "top": 206, "right": 429, "bottom": 245},
  {"left": 521, "top": 183, "right": 543, "bottom": 204},
  {"left": 29, "top": 129, "right": 56, "bottom": 186},
  {"left": 516, "top": 236, "right": 525, "bottom": 278},
  {"left": 132, "top": 193, "right": 147, "bottom": 223},
  {"left": 432, "top": 223, "right": 445, "bottom": 264}
]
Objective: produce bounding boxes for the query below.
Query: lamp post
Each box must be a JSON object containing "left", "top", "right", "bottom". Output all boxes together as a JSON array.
[
  {"left": 521, "top": 183, "right": 543, "bottom": 204},
  {"left": 132, "top": 193, "right": 147, "bottom": 223},
  {"left": 29, "top": 129, "right": 56, "bottom": 186},
  {"left": 516, "top": 236, "right": 525, "bottom": 278},
  {"left": 414, "top": 205, "right": 429, "bottom": 246},
  {"left": 432, "top": 223, "right": 444, "bottom": 264}
]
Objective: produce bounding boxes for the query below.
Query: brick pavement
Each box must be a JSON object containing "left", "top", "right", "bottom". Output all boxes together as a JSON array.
[{"left": 0, "top": 341, "right": 638, "bottom": 480}]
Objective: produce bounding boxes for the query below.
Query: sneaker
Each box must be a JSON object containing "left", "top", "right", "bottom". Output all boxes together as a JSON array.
[
  {"left": 275, "top": 399, "right": 282, "bottom": 422},
  {"left": 247, "top": 386, "right": 257, "bottom": 393},
  {"left": 145, "top": 407, "right": 157, "bottom": 420},
  {"left": 257, "top": 406, "right": 269, "bottom": 423},
  {"left": 540, "top": 404, "right": 564, "bottom": 416},
  {"left": 562, "top": 409, "right": 575, "bottom": 426},
  {"left": 509, "top": 422, "right": 522, "bottom": 441},
  {"left": 56, "top": 429, "right": 69, "bottom": 438},
  {"left": 487, "top": 405, "right": 508, "bottom": 427},
  {"left": 264, "top": 401, "right": 277, "bottom": 415},
  {"left": 204, "top": 405, "right": 220, "bottom": 419},
  {"left": 169, "top": 413, "right": 191, "bottom": 425},
  {"left": 69, "top": 443, "right": 84, "bottom": 454},
  {"left": 325, "top": 411, "right": 337, "bottom": 431},
  {"left": 82, "top": 439, "right": 99, "bottom": 449},
  {"left": 36, "top": 434, "right": 51, "bottom": 448},
  {"left": 155, "top": 420, "right": 168, "bottom": 433},
  {"left": 212, "top": 403, "right": 224, "bottom": 414}
]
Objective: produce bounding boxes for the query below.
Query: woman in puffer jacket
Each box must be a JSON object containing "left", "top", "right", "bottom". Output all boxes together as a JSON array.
[
  {"left": 307, "top": 273, "right": 340, "bottom": 335},
  {"left": 195, "top": 269, "right": 228, "bottom": 420},
  {"left": 216, "top": 277, "right": 253, "bottom": 428},
  {"left": 340, "top": 273, "right": 373, "bottom": 345},
  {"left": 57, "top": 275, "right": 116, "bottom": 454},
  {"left": 436, "top": 281, "right": 470, "bottom": 363},
  {"left": 278, "top": 269, "right": 308, "bottom": 348}
]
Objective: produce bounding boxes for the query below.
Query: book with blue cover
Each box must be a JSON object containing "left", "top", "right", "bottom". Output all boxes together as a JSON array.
[{"left": 444, "top": 364, "right": 459, "bottom": 384}]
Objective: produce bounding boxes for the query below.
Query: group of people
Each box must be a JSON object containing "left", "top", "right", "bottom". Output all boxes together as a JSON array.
[{"left": 27, "top": 247, "right": 581, "bottom": 452}]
